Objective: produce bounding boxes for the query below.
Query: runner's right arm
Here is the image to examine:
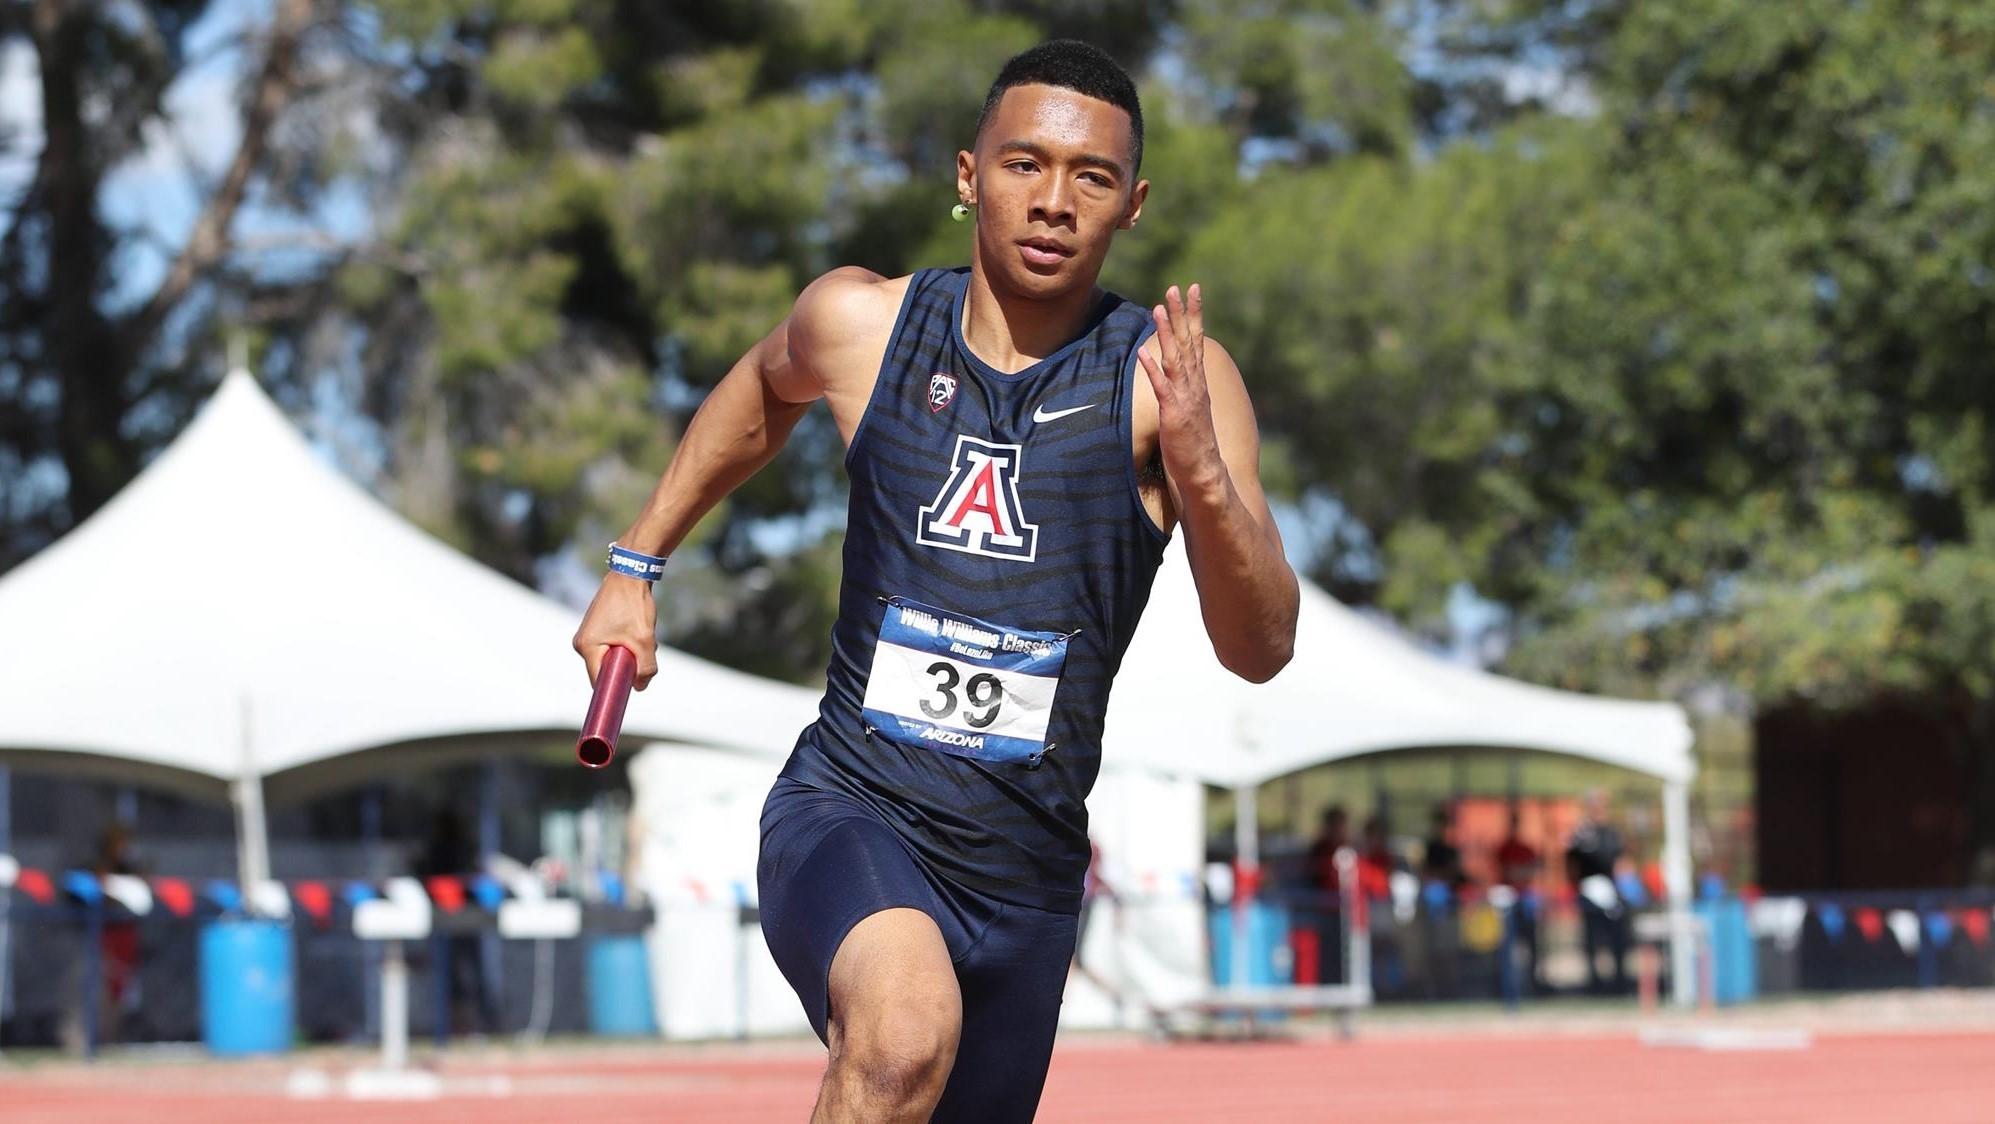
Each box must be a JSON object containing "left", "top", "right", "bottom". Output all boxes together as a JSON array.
[{"left": 570, "top": 267, "right": 885, "bottom": 689}]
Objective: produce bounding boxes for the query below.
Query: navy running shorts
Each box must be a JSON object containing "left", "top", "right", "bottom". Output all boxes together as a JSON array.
[{"left": 756, "top": 776, "right": 1080, "bottom": 1122}]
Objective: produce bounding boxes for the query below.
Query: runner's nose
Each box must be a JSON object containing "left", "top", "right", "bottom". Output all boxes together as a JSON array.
[{"left": 1029, "top": 176, "right": 1076, "bottom": 231}]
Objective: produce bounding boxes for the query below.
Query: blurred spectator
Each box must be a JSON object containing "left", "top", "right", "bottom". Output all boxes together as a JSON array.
[
  {"left": 1642, "top": 859, "right": 1669, "bottom": 903},
  {"left": 1420, "top": 803, "right": 1464, "bottom": 889},
  {"left": 1496, "top": 807, "right": 1543, "bottom": 994},
  {"left": 1305, "top": 805, "right": 1350, "bottom": 983},
  {"left": 1418, "top": 803, "right": 1464, "bottom": 998},
  {"left": 1617, "top": 859, "right": 1653, "bottom": 909},
  {"left": 1308, "top": 805, "right": 1350, "bottom": 894},
  {"left": 1496, "top": 809, "right": 1541, "bottom": 891},
  {"left": 94, "top": 823, "right": 143, "bottom": 1037},
  {"left": 1357, "top": 816, "right": 1395, "bottom": 901},
  {"left": 1358, "top": 817, "right": 1406, "bottom": 993},
  {"left": 1073, "top": 839, "right": 1121, "bottom": 998},
  {"left": 1566, "top": 790, "right": 1630, "bottom": 994},
  {"left": 416, "top": 808, "right": 495, "bottom": 1035},
  {"left": 65, "top": 821, "right": 144, "bottom": 1051}
]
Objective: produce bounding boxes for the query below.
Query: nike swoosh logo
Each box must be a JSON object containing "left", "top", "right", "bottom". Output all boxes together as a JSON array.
[{"left": 1032, "top": 402, "right": 1098, "bottom": 424}]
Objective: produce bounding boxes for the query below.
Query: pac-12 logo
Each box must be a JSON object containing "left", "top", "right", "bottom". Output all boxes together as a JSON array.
[
  {"left": 917, "top": 435, "right": 1038, "bottom": 561},
  {"left": 928, "top": 371, "right": 957, "bottom": 413}
]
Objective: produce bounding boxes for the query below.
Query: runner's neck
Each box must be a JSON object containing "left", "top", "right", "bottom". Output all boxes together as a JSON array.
[{"left": 959, "top": 262, "right": 1106, "bottom": 375}]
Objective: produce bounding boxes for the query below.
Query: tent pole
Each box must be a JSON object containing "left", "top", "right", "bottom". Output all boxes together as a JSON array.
[
  {"left": 232, "top": 697, "right": 272, "bottom": 911},
  {"left": 232, "top": 773, "right": 272, "bottom": 907},
  {"left": 1231, "top": 783, "right": 1259, "bottom": 990},
  {"left": 1341, "top": 845, "right": 1368, "bottom": 1000},
  {"left": 1662, "top": 779, "right": 1694, "bottom": 1007}
]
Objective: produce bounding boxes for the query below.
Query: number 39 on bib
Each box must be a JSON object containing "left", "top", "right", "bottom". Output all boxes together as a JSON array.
[{"left": 861, "top": 598, "right": 1069, "bottom": 766}]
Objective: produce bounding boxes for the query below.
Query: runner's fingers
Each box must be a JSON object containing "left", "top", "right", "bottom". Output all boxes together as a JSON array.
[
  {"left": 1166, "top": 285, "right": 1195, "bottom": 368},
  {"left": 1149, "top": 306, "right": 1178, "bottom": 380},
  {"left": 1187, "top": 283, "right": 1204, "bottom": 347},
  {"left": 1137, "top": 346, "right": 1172, "bottom": 401}
]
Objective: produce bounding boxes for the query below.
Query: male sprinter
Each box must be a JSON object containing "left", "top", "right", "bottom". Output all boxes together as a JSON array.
[{"left": 574, "top": 40, "right": 1298, "bottom": 1122}]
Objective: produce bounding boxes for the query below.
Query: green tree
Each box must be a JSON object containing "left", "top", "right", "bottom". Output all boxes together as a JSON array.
[{"left": 1314, "top": 2, "right": 1995, "bottom": 849}]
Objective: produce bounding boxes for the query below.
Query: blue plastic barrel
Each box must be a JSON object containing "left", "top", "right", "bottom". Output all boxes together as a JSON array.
[
  {"left": 586, "top": 935, "right": 658, "bottom": 1036},
  {"left": 1695, "top": 897, "right": 1757, "bottom": 1005},
  {"left": 1208, "top": 901, "right": 1293, "bottom": 986},
  {"left": 198, "top": 919, "right": 294, "bottom": 1055}
]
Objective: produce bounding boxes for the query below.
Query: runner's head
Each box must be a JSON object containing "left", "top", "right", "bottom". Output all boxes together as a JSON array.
[{"left": 959, "top": 40, "right": 1147, "bottom": 300}]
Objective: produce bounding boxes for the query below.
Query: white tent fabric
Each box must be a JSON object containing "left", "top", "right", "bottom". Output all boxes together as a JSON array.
[
  {"left": 1103, "top": 539, "right": 1695, "bottom": 786},
  {"left": 1059, "top": 765, "right": 1208, "bottom": 1030},
  {"left": 625, "top": 744, "right": 806, "bottom": 1040},
  {"left": 0, "top": 369, "right": 821, "bottom": 791}
]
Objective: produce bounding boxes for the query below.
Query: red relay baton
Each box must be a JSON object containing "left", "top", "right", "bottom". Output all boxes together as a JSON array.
[{"left": 576, "top": 645, "right": 636, "bottom": 768}]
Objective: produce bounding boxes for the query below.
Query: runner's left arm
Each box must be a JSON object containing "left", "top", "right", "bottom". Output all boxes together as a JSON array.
[{"left": 1140, "top": 283, "right": 1299, "bottom": 683}]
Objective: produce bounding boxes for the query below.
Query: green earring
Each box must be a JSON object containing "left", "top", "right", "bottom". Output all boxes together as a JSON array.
[{"left": 951, "top": 202, "right": 973, "bottom": 222}]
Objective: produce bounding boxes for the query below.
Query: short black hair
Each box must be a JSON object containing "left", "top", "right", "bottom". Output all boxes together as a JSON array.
[{"left": 975, "top": 39, "right": 1144, "bottom": 174}]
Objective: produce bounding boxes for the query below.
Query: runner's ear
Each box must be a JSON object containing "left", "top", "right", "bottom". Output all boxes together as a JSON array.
[{"left": 1118, "top": 179, "right": 1148, "bottom": 230}]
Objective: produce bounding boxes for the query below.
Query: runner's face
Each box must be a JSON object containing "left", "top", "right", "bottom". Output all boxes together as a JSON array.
[{"left": 962, "top": 85, "right": 1145, "bottom": 300}]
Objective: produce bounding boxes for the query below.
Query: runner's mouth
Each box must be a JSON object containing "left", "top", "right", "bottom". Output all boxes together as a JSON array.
[{"left": 1018, "top": 238, "right": 1075, "bottom": 266}]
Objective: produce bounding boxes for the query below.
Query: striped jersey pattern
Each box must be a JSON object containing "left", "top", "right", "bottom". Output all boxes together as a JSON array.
[{"left": 780, "top": 266, "right": 1168, "bottom": 912}]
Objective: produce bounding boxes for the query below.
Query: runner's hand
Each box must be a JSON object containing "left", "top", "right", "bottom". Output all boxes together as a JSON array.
[
  {"left": 1137, "top": 284, "right": 1225, "bottom": 492},
  {"left": 572, "top": 575, "right": 661, "bottom": 690}
]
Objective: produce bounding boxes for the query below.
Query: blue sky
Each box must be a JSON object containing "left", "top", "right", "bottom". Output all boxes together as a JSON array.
[{"left": 0, "top": 0, "right": 369, "bottom": 312}]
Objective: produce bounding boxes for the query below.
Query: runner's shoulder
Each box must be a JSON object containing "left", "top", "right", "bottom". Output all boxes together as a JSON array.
[
  {"left": 788, "top": 269, "right": 912, "bottom": 386},
  {"left": 791, "top": 268, "right": 913, "bottom": 343}
]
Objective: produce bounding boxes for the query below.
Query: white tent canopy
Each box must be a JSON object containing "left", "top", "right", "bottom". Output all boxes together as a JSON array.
[
  {"left": 0, "top": 369, "right": 820, "bottom": 796},
  {"left": 1104, "top": 539, "right": 1694, "bottom": 787}
]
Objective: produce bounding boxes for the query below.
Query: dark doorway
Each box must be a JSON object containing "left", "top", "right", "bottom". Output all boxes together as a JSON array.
[{"left": 1756, "top": 702, "right": 1972, "bottom": 891}]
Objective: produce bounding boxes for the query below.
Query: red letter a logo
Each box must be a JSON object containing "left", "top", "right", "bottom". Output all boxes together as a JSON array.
[{"left": 916, "top": 436, "right": 1038, "bottom": 561}]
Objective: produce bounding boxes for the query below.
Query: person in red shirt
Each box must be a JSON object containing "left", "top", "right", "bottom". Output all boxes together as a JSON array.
[
  {"left": 1496, "top": 808, "right": 1540, "bottom": 891},
  {"left": 1356, "top": 816, "right": 1395, "bottom": 902},
  {"left": 1495, "top": 807, "right": 1543, "bottom": 994}
]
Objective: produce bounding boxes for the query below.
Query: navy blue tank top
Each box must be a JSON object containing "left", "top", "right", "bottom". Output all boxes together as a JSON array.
[{"left": 780, "top": 267, "right": 1168, "bottom": 912}]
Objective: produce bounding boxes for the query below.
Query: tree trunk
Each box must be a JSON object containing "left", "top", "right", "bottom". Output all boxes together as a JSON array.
[{"left": 34, "top": 0, "right": 136, "bottom": 523}]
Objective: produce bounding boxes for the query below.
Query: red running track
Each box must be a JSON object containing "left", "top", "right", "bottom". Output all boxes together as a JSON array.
[{"left": 2, "top": 1030, "right": 1990, "bottom": 1122}]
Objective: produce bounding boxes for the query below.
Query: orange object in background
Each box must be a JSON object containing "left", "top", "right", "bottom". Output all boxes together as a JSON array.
[{"left": 1453, "top": 796, "right": 1583, "bottom": 896}]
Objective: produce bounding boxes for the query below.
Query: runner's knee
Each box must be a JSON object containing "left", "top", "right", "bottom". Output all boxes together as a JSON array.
[
  {"left": 830, "top": 978, "right": 960, "bottom": 1107},
  {"left": 824, "top": 908, "right": 962, "bottom": 1107}
]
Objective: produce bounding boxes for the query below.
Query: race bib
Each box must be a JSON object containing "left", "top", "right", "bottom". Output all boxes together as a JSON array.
[{"left": 861, "top": 598, "right": 1069, "bottom": 765}]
